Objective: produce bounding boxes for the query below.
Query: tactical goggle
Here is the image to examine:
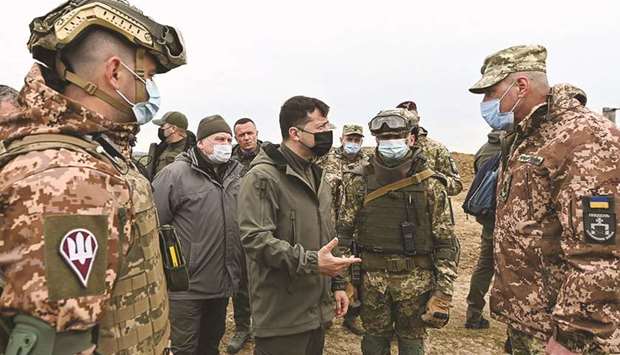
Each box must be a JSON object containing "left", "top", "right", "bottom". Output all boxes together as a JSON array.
[{"left": 369, "top": 113, "right": 408, "bottom": 132}]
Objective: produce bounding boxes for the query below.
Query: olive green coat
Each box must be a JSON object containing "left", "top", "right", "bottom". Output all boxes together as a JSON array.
[{"left": 238, "top": 143, "right": 346, "bottom": 338}]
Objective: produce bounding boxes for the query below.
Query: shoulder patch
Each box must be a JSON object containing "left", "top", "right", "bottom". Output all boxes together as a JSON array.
[
  {"left": 44, "top": 215, "right": 109, "bottom": 301},
  {"left": 582, "top": 196, "right": 616, "bottom": 244}
]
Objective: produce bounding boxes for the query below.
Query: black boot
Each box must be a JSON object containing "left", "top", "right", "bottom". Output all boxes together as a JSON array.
[
  {"left": 226, "top": 329, "right": 251, "bottom": 354},
  {"left": 343, "top": 305, "right": 365, "bottom": 336}
]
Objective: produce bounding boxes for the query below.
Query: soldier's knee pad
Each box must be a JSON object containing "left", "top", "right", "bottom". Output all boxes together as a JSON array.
[{"left": 362, "top": 334, "right": 391, "bottom": 355}]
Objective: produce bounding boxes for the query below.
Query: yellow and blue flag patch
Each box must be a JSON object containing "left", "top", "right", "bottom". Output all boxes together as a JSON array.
[{"left": 589, "top": 196, "right": 610, "bottom": 209}]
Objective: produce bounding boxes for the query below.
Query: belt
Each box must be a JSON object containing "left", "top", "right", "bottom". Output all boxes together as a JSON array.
[{"left": 362, "top": 252, "right": 433, "bottom": 272}]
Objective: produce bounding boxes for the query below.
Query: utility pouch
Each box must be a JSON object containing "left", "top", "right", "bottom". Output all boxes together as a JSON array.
[
  {"left": 159, "top": 225, "right": 189, "bottom": 292},
  {"left": 401, "top": 221, "right": 416, "bottom": 255}
]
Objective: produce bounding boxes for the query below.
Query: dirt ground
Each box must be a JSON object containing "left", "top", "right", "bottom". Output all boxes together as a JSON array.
[{"left": 220, "top": 152, "right": 509, "bottom": 355}]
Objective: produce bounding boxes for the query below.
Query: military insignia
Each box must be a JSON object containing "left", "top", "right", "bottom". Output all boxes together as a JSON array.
[
  {"left": 582, "top": 196, "right": 616, "bottom": 244},
  {"left": 59, "top": 228, "right": 99, "bottom": 287},
  {"left": 518, "top": 154, "right": 544, "bottom": 166}
]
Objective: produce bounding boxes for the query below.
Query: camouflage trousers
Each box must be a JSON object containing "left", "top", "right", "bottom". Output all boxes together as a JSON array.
[
  {"left": 360, "top": 268, "right": 433, "bottom": 341},
  {"left": 509, "top": 327, "right": 608, "bottom": 355},
  {"left": 508, "top": 327, "right": 546, "bottom": 355}
]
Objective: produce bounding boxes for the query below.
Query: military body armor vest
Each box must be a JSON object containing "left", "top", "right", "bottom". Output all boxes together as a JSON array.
[
  {"left": 96, "top": 166, "right": 170, "bottom": 355},
  {"left": 0, "top": 134, "right": 169, "bottom": 355},
  {"left": 357, "top": 173, "right": 434, "bottom": 256}
]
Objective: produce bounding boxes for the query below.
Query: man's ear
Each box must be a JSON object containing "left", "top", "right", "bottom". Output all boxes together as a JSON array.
[
  {"left": 515, "top": 76, "right": 530, "bottom": 98},
  {"left": 289, "top": 127, "right": 300, "bottom": 141},
  {"left": 104, "top": 56, "right": 123, "bottom": 91}
]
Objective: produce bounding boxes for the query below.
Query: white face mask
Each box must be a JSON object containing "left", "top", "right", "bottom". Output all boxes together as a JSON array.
[
  {"left": 207, "top": 143, "right": 233, "bottom": 164},
  {"left": 115, "top": 61, "right": 161, "bottom": 125},
  {"left": 378, "top": 138, "right": 409, "bottom": 160}
]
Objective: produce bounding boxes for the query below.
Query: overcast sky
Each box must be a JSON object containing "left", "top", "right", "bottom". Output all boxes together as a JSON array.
[{"left": 1, "top": 1, "right": 618, "bottom": 153}]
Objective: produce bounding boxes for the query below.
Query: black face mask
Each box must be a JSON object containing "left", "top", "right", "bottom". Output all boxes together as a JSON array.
[
  {"left": 297, "top": 128, "right": 333, "bottom": 157},
  {"left": 158, "top": 127, "right": 167, "bottom": 141}
]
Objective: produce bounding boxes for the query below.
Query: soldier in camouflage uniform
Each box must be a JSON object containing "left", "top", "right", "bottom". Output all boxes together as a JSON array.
[
  {"left": 470, "top": 44, "right": 620, "bottom": 354},
  {"left": 397, "top": 101, "right": 463, "bottom": 196},
  {"left": 340, "top": 109, "right": 459, "bottom": 355},
  {"left": 318, "top": 124, "right": 369, "bottom": 335},
  {"left": 0, "top": 1, "right": 186, "bottom": 354},
  {"left": 146, "top": 111, "right": 195, "bottom": 180}
]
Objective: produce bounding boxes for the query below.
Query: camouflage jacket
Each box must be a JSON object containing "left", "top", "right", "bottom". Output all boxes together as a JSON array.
[
  {"left": 491, "top": 84, "right": 620, "bottom": 353},
  {"left": 416, "top": 127, "right": 463, "bottom": 196},
  {"left": 0, "top": 64, "right": 150, "bottom": 332},
  {"left": 317, "top": 146, "right": 370, "bottom": 233},
  {"left": 340, "top": 151, "right": 458, "bottom": 296}
]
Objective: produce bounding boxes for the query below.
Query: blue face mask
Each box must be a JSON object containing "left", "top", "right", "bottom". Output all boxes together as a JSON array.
[
  {"left": 378, "top": 138, "right": 409, "bottom": 161},
  {"left": 343, "top": 142, "right": 361, "bottom": 155},
  {"left": 116, "top": 61, "right": 161, "bottom": 125},
  {"left": 480, "top": 81, "right": 521, "bottom": 131}
]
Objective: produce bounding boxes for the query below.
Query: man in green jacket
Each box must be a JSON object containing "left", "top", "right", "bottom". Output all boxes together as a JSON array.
[{"left": 238, "top": 95, "right": 361, "bottom": 355}]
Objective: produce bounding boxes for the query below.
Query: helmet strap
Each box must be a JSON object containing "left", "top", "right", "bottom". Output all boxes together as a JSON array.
[{"left": 55, "top": 53, "right": 133, "bottom": 114}]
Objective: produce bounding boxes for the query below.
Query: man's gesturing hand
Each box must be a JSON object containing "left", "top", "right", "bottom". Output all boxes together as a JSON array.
[{"left": 318, "top": 238, "right": 361, "bottom": 277}]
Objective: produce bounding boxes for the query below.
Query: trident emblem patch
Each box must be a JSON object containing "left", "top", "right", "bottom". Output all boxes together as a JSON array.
[{"left": 59, "top": 229, "right": 99, "bottom": 287}]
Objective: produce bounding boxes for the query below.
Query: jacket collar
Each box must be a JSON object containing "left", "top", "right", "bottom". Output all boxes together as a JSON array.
[{"left": 263, "top": 143, "right": 324, "bottom": 197}]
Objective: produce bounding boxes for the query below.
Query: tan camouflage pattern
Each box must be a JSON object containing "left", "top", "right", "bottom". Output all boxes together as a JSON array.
[
  {"left": 340, "top": 155, "right": 458, "bottom": 339},
  {"left": 491, "top": 83, "right": 620, "bottom": 353},
  {"left": 470, "top": 44, "right": 547, "bottom": 93},
  {"left": 0, "top": 63, "right": 170, "bottom": 354},
  {"left": 97, "top": 167, "right": 170, "bottom": 354},
  {"left": 415, "top": 128, "right": 463, "bottom": 196}
]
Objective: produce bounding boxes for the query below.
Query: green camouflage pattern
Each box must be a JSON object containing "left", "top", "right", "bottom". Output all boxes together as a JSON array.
[
  {"left": 154, "top": 138, "right": 187, "bottom": 176},
  {"left": 361, "top": 270, "right": 431, "bottom": 340},
  {"left": 415, "top": 128, "right": 463, "bottom": 196},
  {"left": 469, "top": 44, "right": 547, "bottom": 93},
  {"left": 317, "top": 146, "right": 370, "bottom": 232},
  {"left": 342, "top": 124, "right": 364, "bottom": 136},
  {"left": 341, "top": 154, "right": 458, "bottom": 343},
  {"left": 508, "top": 327, "right": 546, "bottom": 355}
]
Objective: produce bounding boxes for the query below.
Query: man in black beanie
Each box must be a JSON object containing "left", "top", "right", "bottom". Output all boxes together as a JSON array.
[{"left": 153, "top": 115, "right": 243, "bottom": 355}]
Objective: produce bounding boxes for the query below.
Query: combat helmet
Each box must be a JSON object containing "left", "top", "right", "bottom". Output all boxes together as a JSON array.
[{"left": 27, "top": 0, "right": 187, "bottom": 113}]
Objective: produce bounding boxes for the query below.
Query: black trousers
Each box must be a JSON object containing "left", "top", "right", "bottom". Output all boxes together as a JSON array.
[
  {"left": 169, "top": 297, "right": 229, "bottom": 355},
  {"left": 233, "top": 254, "right": 251, "bottom": 332},
  {"left": 254, "top": 327, "right": 325, "bottom": 355}
]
